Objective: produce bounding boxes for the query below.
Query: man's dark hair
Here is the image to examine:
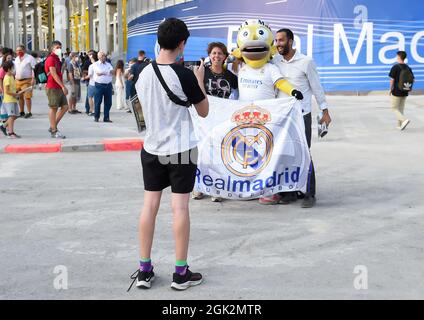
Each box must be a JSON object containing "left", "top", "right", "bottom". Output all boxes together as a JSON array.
[
  {"left": 276, "top": 28, "right": 294, "bottom": 41},
  {"left": 51, "top": 40, "right": 62, "bottom": 50},
  {"left": 138, "top": 50, "right": 145, "bottom": 56},
  {"left": 129, "top": 58, "right": 138, "bottom": 64},
  {"left": 157, "top": 18, "right": 190, "bottom": 50},
  {"left": 2, "top": 61, "right": 14, "bottom": 72},
  {"left": 397, "top": 51, "right": 407, "bottom": 61}
]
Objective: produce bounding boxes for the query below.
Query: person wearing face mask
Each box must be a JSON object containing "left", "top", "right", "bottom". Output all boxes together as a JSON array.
[
  {"left": 272, "top": 28, "right": 332, "bottom": 208},
  {"left": 44, "top": 40, "right": 69, "bottom": 139},
  {"left": 14, "top": 45, "right": 36, "bottom": 118},
  {"left": 67, "top": 52, "right": 83, "bottom": 114}
]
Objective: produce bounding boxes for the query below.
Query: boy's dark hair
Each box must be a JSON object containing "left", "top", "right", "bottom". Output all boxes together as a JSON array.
[
  {"left": 3, "top": 61, "right": 14, "bottom": 72},
  {"left": 138, "top": 50, "right": 145, "bottom": 56},
  {"left": 276, "top": 28, "right": 294, "bottom": 41},
  {"left": 397, "top": 51, "right": 407, "bottom": 61},
  {"left": 130, "top": 58, "right": 138, "bottom": 64},
  {"left": 157, "top": 18, "right": 190, "bottom": 50}
]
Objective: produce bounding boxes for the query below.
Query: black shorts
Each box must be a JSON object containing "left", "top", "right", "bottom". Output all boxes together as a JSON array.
[{"left": 141, "top": 148, "right": 198, "bottom": 194}]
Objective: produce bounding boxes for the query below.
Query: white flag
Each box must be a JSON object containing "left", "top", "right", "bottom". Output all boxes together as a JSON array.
[{"left": 191, "top": 96, "right": 311, "bottom": 200}]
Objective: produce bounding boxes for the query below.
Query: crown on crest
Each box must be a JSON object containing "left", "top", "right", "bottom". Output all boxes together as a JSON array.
[{"left": 232, "top": 105, "right": 271, "bottom": 125}]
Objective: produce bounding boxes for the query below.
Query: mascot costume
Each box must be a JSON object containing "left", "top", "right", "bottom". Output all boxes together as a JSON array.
[
  {"left": 232, "top": 19, "right": 304, "bottom": 204},
  {"left": 232, "top": 19, "right": 303, "bottom": 102}
]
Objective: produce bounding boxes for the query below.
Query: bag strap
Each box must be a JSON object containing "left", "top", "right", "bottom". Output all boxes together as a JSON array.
[{"left": 151, "top": 61, "right": 191, "bottom": 107}]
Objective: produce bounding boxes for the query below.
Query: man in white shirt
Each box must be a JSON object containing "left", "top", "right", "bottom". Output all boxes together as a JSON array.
[
  {"left": 15, "top": 45, "right": 36, "bottom": 118},
  {"left": 272, "top": 28, "right": 332, "bottom": 208},
  {"left": 92, "top": 51, "right": 114, "bottom": 122}
]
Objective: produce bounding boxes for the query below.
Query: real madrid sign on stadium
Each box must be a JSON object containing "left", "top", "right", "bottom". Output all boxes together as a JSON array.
[
  {"left": 128, "top": 0, "right": 424, "bottom": 92},
  {"left": 191, "top": 97, "right": 311, "bottom": 200}
]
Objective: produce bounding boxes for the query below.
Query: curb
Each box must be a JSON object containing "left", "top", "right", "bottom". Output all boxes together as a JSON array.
[{"left": 1, "top": 139, "right": 144, "bottom": 154}]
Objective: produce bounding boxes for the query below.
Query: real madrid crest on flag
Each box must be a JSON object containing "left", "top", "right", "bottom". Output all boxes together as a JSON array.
[{"left": 222, "top": 105, "right": 274, "bottom": 178}]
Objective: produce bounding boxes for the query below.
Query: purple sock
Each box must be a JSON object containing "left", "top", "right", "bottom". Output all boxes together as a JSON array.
[
  {"left": 175, "top": 265, "right": 187, "bottom": 276},
  {"left": 140, "top": 260, "right": 152, "bottom": 272}
]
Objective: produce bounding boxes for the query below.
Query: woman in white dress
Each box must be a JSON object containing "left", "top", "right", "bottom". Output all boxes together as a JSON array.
[{"left": 115, "top": 60, "right": 126, "bottom": 110}]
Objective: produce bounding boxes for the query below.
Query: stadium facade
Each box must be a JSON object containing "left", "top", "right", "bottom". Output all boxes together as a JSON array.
[
  {"left": 127, "top": 0, "right": 424, "bottom": 92},
  {"left": 1, "top": 0, "right": 423, "bottom": 91}
]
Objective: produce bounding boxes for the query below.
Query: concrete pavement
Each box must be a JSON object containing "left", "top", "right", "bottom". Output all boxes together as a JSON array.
[{"left": 1, "top": 92, "right": 423, "bottom": 299}]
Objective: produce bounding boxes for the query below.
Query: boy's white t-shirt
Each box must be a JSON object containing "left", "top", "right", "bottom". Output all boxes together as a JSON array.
[{"left": 136, "top": 63, "right": 205, "bottom": 156}]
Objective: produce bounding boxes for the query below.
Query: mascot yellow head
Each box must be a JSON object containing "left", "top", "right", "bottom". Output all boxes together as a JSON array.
[{"left": 232, "top": 19, "right": 277, "bottom": 69}]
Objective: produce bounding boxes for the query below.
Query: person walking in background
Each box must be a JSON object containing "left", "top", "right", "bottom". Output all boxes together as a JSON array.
[
  {"left": 389, "top": 51, "right": 414, "bottom": 131},
  {"left": 44, "top": 40, "right": 69, "bottom": 139},
  {"left": 1, "top": 61, "right": 22, "bottom": 138},
  {"left": 114, "top": 60, "right": 126, "bottom": 111},
  {"left": 14, "top": 45, "right": 36, "bottom": 118},
  {"left": 93, "top": 51, "right": 114, "bottom": 123},
  {"left": 67, "top": 52, "right": 83, "bottom": 114},
  {"left": 83, "top": 52, "right": 98, "bottom": 117}
]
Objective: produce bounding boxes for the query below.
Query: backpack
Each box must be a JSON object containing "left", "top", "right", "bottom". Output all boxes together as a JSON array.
[
  {"left": 34, "top": 57, "right": 48, "bottom": 84},
  {"left": 397, "top": 64, "right": 414, "bottom": 93}
]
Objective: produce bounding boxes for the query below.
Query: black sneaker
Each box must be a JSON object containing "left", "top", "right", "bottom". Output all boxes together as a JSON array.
[
  {"left": 279, "top": 192, "right": 298, "bottom": 205},
  {"left": 301, "top": 195, "right": 316, "bottom": 208},
  {"left": 24, "top": 113, "right": 33, "bottom": 119},
  {"left": 171, "top": 268, "right": 203, "bottom": 291},
  {"left": 127, "top": 268, "right": 155, "bottom": 292},
  {"left": 0, "top": 125, "right": 7, "bottom": 136},
  {"left": 20, "top": 112, "right": 26, "bottom": 118}
]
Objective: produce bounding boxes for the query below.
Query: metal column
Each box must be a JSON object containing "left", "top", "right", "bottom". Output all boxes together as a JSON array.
[
  {"left": 2, "top": 0, "right": 10, "bottom": 47},
  {"left": 33, "top": 0, "right": 40, "bottom": 51},
  {"left": 88, "top": 0, "right": 94, "bottom": 51},
  {"left": 53, "top": 0, "right": 68, "bottom": 49},
  {"left": 22, "top": 0, "right": 27, "bottom": 47},
  {"left": 13, "top": 0, "right": 20, "bottom": 49},
  {"left": 117, "top": 0, "right": 124, "bottom": 58},
  {"left": 98, "top": 0, "right": 108, "bottom": 52},
  {"left": 47, "top": 0, "right": 53, "bottom": 45}
]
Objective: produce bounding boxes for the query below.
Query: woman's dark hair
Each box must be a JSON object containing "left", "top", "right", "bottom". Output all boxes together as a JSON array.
[
  {"left": 2, "top": 61, "right": 14, "bottom": 72},
  {"left": 1, "top": 53, "right": 13, "bottom": 68},
  {"left": 207, "top": 42, "right": 229, "bottom": 58},
  {"left": 115, "top": 60, "right": 125, "bottom": 72},
  {"left": 157, "top": 18, "right": 190, "bottom": 50},
  {"left": 91, "top": 52, "right": 98, "bottom": 62}
]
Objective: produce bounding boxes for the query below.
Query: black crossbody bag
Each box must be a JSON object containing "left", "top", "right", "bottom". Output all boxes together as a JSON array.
[{"left": 151, "top": 61, "right": 192, "bottom": 107}]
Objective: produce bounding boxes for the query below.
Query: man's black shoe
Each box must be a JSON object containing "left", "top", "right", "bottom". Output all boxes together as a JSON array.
[
  {"left": 279, "top": 192, "right": 298, "bottom": 205},
  {"left": 24, "top": 113, "right": 33, "bottom": 119},
  {"left": 302, "top": 195, "right": 316, "bottom": 208},
  {"left": 104, "top": 119, "right": 113, "bottom": 123},
  {"left": 171, "top": 268, "right": 203, "bottom": 291},
  {"left": 94, "top": 118, "right": 99, "bottom": 122},
  {"left": 19, "top": 112, "right": 26, "bottom": 117}
]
